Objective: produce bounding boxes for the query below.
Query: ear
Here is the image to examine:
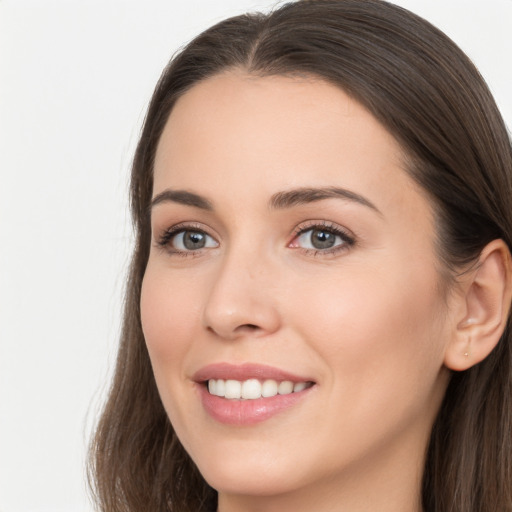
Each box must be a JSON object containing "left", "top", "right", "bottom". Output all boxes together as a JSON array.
[{"left": 444, "top": 239, "right": 512, "bottom": 372}]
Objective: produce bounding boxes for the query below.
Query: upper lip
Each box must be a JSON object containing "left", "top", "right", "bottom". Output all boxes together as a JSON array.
[{"left": 193, "top": 362, "right": 314, "bottom": 383}]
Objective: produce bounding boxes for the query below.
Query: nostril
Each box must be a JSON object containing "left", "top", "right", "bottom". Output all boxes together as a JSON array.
[
  {"left": 235, "top": 324, "right": 260, "bottom": 332},
  {"left": 206, "top": 323, "right": 260, "bottom": 338},
  {"left": 233, "top": 324, "right": 261, "bottom": 335}
]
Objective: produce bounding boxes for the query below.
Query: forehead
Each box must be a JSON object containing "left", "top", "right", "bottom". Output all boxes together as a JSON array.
[{"left": 153, "top": 71, "right": 429, "bottom": 220}]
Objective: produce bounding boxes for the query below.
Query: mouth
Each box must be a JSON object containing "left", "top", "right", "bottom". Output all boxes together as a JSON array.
[
  {"left": 206, "top": 378, "right": 314, "bottom": 400},
  {"left": 194, "top": 363, "right": 316, "bottom": 425}
]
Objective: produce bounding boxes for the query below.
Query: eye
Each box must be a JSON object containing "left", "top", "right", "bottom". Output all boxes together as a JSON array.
[
  {"left": 173, "top": 230, "right": 218, "bottom": 251},
  {"left": 290, "top": 222, "right": 355, "bottom": 253},
  {"left": 158, "top": 226, "right": 219, "bottom": 253}
]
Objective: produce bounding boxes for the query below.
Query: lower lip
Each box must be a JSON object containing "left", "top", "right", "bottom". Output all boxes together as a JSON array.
[{"left": 198, "top": 384, "right": 313, "bottom": 425}]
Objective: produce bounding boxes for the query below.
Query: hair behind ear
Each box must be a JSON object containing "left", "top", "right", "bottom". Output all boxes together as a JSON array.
[
  {"left": 425, "top": 242, "right": 512, "bottom": 511},
  {"left": 424, "top": 316, "right": 512, "bottom": 511}
]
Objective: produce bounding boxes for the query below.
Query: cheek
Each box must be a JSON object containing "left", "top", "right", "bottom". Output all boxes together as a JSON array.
[
  {"left": 140, "top": 264, "right": 209, "bottom": 437},
  {"left": 292, "top": 259, "right": 447, "bottom": 401},
  {"left": 140, "top": 265, "right": 201, "bottom": 368},
  {"left": 283, "top": 261, "right": 449, "bottom": 471}
]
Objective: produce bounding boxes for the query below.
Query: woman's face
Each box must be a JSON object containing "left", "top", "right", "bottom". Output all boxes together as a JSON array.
[{"left": 141, "top": 73, "right": 453, "bottom": 506}]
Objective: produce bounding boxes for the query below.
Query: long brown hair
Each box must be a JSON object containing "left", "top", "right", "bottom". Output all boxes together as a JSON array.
[{"left": 88, "top": 1, "right": 512, "bottom": 510}]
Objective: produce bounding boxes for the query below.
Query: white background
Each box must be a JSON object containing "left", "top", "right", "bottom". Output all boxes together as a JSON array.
[{"left": 0, "top": 1, "right": 511, "bottom": 511}]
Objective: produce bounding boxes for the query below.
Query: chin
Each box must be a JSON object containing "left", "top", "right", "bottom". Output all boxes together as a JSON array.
[
  {"left": 190, "top": 445, "right": 310, "bottom": 497},
  {"left": 203, "top": 467, "right": 302, "bottom": 497}
]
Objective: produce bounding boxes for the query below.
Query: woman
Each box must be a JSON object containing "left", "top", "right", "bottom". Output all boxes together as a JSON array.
[{"left": 89, "top": 1, "right": 512, "bottom": 511}]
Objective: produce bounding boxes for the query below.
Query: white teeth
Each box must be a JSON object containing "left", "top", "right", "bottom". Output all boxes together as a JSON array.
[
  {"left": 261, "top": 379, "right": 278, "bottom": 397},
  {"left": 293, "top": 381, "right": 307, "bottom": 392},
  {"left": 241, "top": 379, "right": 262, "bottom": 399},
  {"left": 207, "top": 378, "right": 311, "bottom": 399},
  {"left": 224, "top": 379, "right": 242, "bottom": 399},
  {"left": 214, "top": 379, "right": 225, "bottom": 397},
  {"left": 278, "top": 380, "right": 294, "bottom": 395}
]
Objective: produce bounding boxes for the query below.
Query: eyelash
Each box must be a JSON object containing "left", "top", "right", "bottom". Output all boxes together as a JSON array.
[
  {"left": 291, "top": 221, "right": 355, "bottom": 257},
  {"left": 155, "top": 221, "right": 355, "bottom": 258},
  {"left": 156, "top": 222, "right": 215, "bottom": 258}
]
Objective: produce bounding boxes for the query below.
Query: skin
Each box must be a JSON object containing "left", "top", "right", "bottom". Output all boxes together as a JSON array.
[{"left": 141, "top": 72, "right": 458, "bottom": 512}]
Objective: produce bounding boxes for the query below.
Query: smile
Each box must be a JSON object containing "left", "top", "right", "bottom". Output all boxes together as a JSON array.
[
  {"left": 207, "top": 378, "right": 312, "bottom": 399},
  {"left": 195, "top": 363, "right": 316, "bottom": 425}
]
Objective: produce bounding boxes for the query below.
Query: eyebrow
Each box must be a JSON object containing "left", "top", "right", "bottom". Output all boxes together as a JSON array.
[
  {"left": 149, "top": 186, "right": 381, "bottom": 215},
  {"left": 269, "top": 186, "right": 381, "bottom": 214},
  {"left": 150, "top": 189, "right": 213, "bottom": 211}
]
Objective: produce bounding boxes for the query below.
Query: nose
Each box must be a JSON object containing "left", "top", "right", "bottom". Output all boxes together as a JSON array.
[{"left": 202, "top": 249, "right": 281, "bottom": 340}]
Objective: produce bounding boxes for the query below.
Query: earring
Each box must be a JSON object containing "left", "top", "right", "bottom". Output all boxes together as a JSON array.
[{"left": 464, "top": 337, "right": 471, "bottom": 358}]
